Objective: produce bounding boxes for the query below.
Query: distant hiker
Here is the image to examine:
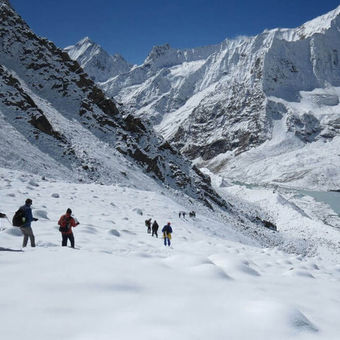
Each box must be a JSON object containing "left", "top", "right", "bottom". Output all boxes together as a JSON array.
[
  {"left": 58, "top": 208, "right": 79, "bottom": 248},
  {"left": 162, "top": 222, "right": 173, "bottom": 247},
  {"left": 0, "top": 212, "right": 7, "bottom": 231},
  {"left": 179, "top": 211, "right": 181, "bottom": 218},
  {"left": 145, "top": 218, "right": 152, "bottom": 234},
  {"left": 19, "top": 198, "right": 38, "bottom": 247},
  {"left": 189, "top": 211, "right": 196, "bottom": 218},
  {"left": 182, "top": 212, "right": 186, "bottom": 218},
  {"left": 152, "top": 220, "right": 159, "bottom": 238}
]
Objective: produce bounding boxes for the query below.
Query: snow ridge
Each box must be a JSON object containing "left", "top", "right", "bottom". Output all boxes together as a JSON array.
[
  {"left": 0, "top": 1, "right": 234, "bottom": 210},
  {"left": 65, "top": 37, "right": 131, "bottom": 82},
  {"left": 67, "top": 6, "right": 340, "bottom": 190}
]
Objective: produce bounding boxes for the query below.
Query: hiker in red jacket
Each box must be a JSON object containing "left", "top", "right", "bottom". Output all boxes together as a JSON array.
[{"left": 58, "top": 208, "right": 79, "bottom": 248}]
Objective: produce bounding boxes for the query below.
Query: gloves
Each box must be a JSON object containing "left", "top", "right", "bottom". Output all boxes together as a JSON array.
[{"left": 33, "top": 218, "right": 38, "bottom": 221}]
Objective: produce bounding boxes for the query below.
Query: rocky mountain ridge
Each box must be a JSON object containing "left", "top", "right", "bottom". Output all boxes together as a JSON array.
[
  {"left": 66, "top": 5, "right": 340, "bottom": 190},
  {"left": 0, "top": 0, "right": 232, "bottom": 210},
  {"left": 64, "top": 37, "right": 131, "bottom": 83}
]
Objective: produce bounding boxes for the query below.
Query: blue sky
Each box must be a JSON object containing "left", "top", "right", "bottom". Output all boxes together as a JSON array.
[{"left": 10, "top": 0, "right": 340, "bottom": 65}]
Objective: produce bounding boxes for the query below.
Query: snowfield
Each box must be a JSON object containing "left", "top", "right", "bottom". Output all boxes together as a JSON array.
[
  {"left": 1, "top": 167, "right": 340, "bottom": 340},
  {"left": 1, "top": 2, "right": 340, "bottom": 338}
]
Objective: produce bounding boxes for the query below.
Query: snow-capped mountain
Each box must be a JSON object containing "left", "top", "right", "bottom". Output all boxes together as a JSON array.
[
  {"left": 2, "top": 3, "right": 340, "bottom": 338},
  {"left": 65, "top": 37, "right": 132, "bottom": 83},
  {"left": 67, "top": 6, "right": 340, "bottom": 190},
  {"left": 0, "top": 0, "right": 232, "bottom": 210}
]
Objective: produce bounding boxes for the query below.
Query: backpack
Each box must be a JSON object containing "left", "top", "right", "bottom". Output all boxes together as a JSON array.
[
  {"left": 12, "top": 208, "right": 25, "bottom": 227},
  {"left": 59, "top": 216, "right": 71, "bottom": 233}
]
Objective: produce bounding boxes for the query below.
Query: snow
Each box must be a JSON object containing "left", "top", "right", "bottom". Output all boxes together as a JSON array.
[
  {"left": 202, "top": 88, "right": 340, "bottom": 191},
  {"left": 65, "top": 37, "right": 131, "bottom": 82},
  {"left": 1, "top": 2, "right": 340, "bottom": 338},
  {"left": 1, "top": 167, "right": 340, "bottom": 339},
  {"left": 67, "top": 5, "right": 340, "bottom": 191}
]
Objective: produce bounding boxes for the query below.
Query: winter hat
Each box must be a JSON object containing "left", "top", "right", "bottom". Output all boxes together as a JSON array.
[
  {"left": 66, "top": 208, "right": 72, "bottom": 214},
  {"left": 25, "top": 198, "right": 32, "bottom": 205}
]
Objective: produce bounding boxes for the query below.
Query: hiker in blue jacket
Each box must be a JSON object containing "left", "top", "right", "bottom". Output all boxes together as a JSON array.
[
  {"left": 162, "top": 222, "right": 173, "bottom": 246},
  {"left": 20, "top": 198, "right": 38, "bottom": 247}
]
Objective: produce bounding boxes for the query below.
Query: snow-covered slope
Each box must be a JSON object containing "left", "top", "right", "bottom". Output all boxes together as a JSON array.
[
  {"left": 65, "top": 37, "right": 132, "bottom": 82},
  {"left": 2, "top": 3, "right": 340, "bottom": 337},
  {"left": 1, "top": 167, "right": 340, "bottom": 340},
  {"left": 68, "top": 5, "right": 340, "bottom": 190},
  {"left": 0, "top": 0, "right": 235, "bottom": 210}
]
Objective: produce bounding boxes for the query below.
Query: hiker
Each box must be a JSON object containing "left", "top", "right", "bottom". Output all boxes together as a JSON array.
[
  {"left": 58, "top": 208, "right": 79, "bottom": 248},
  {"left": 189, "top": 211, "right": 196, "bottom": 218},
  {"left": 182, "top": 212, "right": 186, "bottom": 218},
  {"left": 0, "top": 212, "right": 7, "bottom": 231},
  {"left": 152, "top": 220, "right": 159, "bottom": 238},
  {"left": 179, "top": 211, "right": 181, "bottom": 218},
  {"left": 19, "top": 198, "right": 38, "bottom": 247},
  {"left": 162, "top": 222, "right": 173, "bottom": 247},
  {"left": 145, "top": 218, "right": 152, "bottom": 234}
]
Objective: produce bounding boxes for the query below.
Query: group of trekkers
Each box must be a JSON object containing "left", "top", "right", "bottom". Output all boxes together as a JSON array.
[
  {"left": 0, "top": 199, "right": 79, "bottom": 248},
  {"left": 1, "top": 198, "right": 178, "bottom": 249},
  {"left": 145, "top": 218, "right": 173, "bottom": 247},
  {"left": 179, "top": 210, "right": 196, "bottom": 218}
]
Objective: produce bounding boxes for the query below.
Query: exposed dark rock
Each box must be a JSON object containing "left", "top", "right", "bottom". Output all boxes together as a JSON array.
[
  {"left": 0, "top": 0, "right": 254, "bottom": 213},
  {"left": 287, "top": 113, "right": 322, "bottom": 142},
  {"left": 256, "top": 217, "right": 278, "bottom": 231}
]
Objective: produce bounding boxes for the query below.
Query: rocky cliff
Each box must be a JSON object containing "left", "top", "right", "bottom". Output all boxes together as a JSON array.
[
  {"left": 0, "top": 0, "right": 231, "bottom": 209},
  {"left": 67, "top": 6, "right": 340, "bottom": 190}
]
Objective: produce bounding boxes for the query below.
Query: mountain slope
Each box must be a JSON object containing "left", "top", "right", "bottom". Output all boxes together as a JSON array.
[
  {"left": 67, "top": 6, "right": 340, "bottom": 190},
  {"left": 64, "top": 37, "right": 132, "bottom": 82},
  {"left": 0, "top": 0, "right": 231, "bottom": 210},
  {"left": 2, "top": 167, "right": 340, "bottom": 340}
]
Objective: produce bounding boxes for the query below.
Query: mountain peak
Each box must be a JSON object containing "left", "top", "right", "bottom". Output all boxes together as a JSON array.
[
  {"left": 297, "top": 5, "right": 340, "bottom": 37},
  {"left": 0, "top": 0, "right": 11, "bottom": 7},
  {"left": 65, "top": 37, "right": 131, "bottom": 82},
  {"left": 78, "top": 36, "right": 94, "bottom": 45},
  {"left": 276, "top": 5, "right": 340, "bottom": 41},
  {"left": 144, "top": 43, "right": 172, "bottom": 64}
]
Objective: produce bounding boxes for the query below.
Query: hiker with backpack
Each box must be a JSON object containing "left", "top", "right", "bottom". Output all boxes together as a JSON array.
[
  {"left": 58, "top": 208, "right": 79, "bottom": 248},
  {"left": 162, "top": 222, "right": 173, "bottom": 247},
  {"left": 145, "top": 218, "right": 152, "bottom": 234},
  {"left": 15, "top": 198, "right": 38, "bottom": 248},
  {"left": 152, "top": 220, "right": 159, "bottom": 238}
]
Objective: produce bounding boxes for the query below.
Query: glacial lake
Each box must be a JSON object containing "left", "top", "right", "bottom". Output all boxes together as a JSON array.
[
  {"left": 231, "top": 181, "right": 340, "bottom": 216},
  {"left": 296, "top": 190, "right": 340, "bottom": 216}
]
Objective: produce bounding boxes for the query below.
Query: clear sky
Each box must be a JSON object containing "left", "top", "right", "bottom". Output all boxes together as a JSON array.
[{"left": 9, "top": 0, "right": 340, "bottom": 65}]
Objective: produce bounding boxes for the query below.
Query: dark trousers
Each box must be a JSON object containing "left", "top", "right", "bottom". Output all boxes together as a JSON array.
[
  {"left": 152, "top": 229, "right": 158, "bottom": 237},
  {"left": 62, "top": 233, "right": 75, "bottom": 248},
  {"left": 164, "top": 237, "right": 171, "bottom": 246}
]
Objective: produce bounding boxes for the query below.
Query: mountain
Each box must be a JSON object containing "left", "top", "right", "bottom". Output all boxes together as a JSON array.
[
  {"left": 67, "top": 6, "right": 340, "bottom": 191},
  {"left": 65, "top": 37, "right": 132, "bottom": 82},
  {"left": 2, "top": 3, "right": 340, "bottom": 337},
  {"left": 0, "top": 0, "right": 233, "bottom": 211}
]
